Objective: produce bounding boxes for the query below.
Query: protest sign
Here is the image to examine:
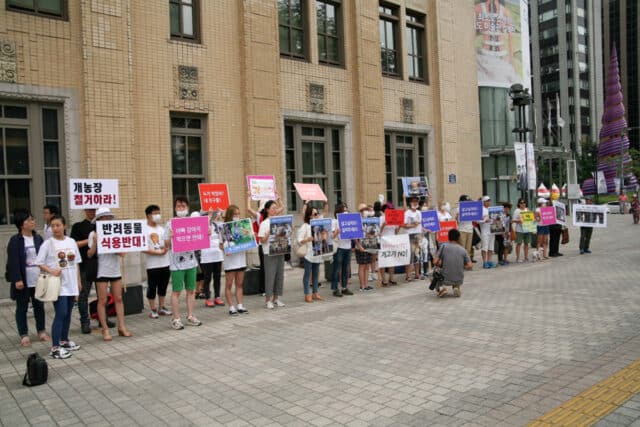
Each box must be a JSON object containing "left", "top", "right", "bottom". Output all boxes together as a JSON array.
[
  {"left": 552, "top": 201, "right": 567, "bottom": 226},
  {"left": 539, "top": 206, "right": 557, "bottom": 226},
  {"left": 573, "top": 204, "right": 608, "bottom": 228},
  {"left": 268, "top": 215, "right": 293, "bottom": 255},
  {"left": 384, "top": 209, "right": 405, "bottom": 226},
  {"left": 401, "top": 176, "right": 429, "bottom": 198},
  {"left": 437, "top": 221, "right": 458, "bottom": 243},
  {"left": 361, "top": 217, "right": 381, "bottom": 251},
  {"left": 459, "top": 201, "right": 483, "bottom": 222},
  {"left": 378, "top": 234, "right": 411, "bottom": 268},
  {"left": 520, "top": 211, "right": 537, "bottom": 233},
  {"left": 70, "top": 179, "right": 119, "bottom": 209},
  {"left": 310, "top": 218, "right": 334, "bottom": 256},
  {"left": 488, "top": 206, "right": 506, "bottom": 234},
  {"left": 247, "top": 175, "right": 276, "bottom": 201},
  {"left": 219, "top": 218, "right": 257, "bottom": 255},
  {"left": 293, "top": 183, "right": 327, "bottom": 201},
  {"left": 171, "top": 216, "right": 210, "bottom": 252},
  {"left": 421, "top": 210, "right": 440, "bottom": 232},
  {"left": 337, "top": 213, "right": 363, "bottom": 240},
  {"left": 96, "top": 220, "right": 146, "bottom": 254},
  {"left": 198, "top": 183, "right": 230, "bottom": 211}
]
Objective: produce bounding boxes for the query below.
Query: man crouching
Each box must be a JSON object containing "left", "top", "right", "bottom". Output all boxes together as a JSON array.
[{"left": 433, "top": 229, "right": 473, "bottom": 298}]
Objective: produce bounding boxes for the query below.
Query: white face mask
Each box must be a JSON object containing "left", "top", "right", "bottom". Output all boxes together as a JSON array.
[
  {"left": 175, "top": 209, "right": 189, "bottom": 218},
  {"left": 151, "top": 214, "right": 162, "bottom": 223},
  {"left": 233, "top": 216, "right": 240, "bottom": 221},
  {"left": 411, "top": 204, "right": 418, "bottom": 210},
  {"left": 421, "top": 206, "right": 429, "bottom": 212}
]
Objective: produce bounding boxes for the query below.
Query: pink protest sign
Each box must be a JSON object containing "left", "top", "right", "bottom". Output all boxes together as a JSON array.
[
  {"left": 171, "top": 216, "right": 210, "bottom": 253},
  {"left": 293, "top": 183, "right": 327, "bottom": 201},
  {"left": 539, "top": 206, "right": 557, "bottom": 225}
]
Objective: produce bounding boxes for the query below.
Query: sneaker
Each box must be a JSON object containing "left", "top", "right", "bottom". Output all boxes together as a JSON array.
[
  {"left": 483, "top": 262, "right": 490, "bottom": 269},
  {"left": 214, "top": 297, "right": 225, "bottom": 306},
  {"left": 149, "top": 310, "right": 159, "bottom": 319},
  {"left": 186, "top": 316, "right": 202, "bottom": 326},
  {"left": 61, "top": 341, "right": 80, "bottom": 351},
  {"left": 229, "top": 308, "right": 239, "bottom": 316},
  {"left": 171, "top": 318, "right": 184, "bottom": 330},
  {"left": 273, "top": 300, "right": 285, "bottom": 307},
  {"left": 489, "top": 262, "right": 497, "bottom": 268},
  {"left": 341, "top": 288, "right": 354, "bottom": 296},
  {"left": 368, "top": 273, "right": 374, "bottom": 282},
  {"left": 237, "top": 307, "right": 249, "bottom": 314},
  {"left": 333, "top": 289, "right": 343, "bottom": 297},
  {"left": 584, "top": 249, "right": 591, "bottom": 254},
  {"left": 266, "top": 301, "right": 274, "bottom": 309},
  {"left": 50, "top": 347, "right": 72, "bottom": 359},
  {"left": 453, "top": 286, "right": 461, "bottom": 297},
  {"left": 81, "top": 323, "right": 91, "bottom": 334},
  {"left": 159, "top": 307, "right": 172, "bottom": 316},
  {"left": 359, "top": 288, "right": 366, "bottom": 292},
  {"left": 498, "top": 260, "right": 506, "bottom": 266},
  {"left": 365, "top": 286, "right": 374, "bottom": 291},
  {"left": 205, "top": 299, "right": 215, "bottom": 308}
]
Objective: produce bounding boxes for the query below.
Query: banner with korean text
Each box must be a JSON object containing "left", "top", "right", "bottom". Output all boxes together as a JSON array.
[
  {"left": 70, "top": 179, "right": 119, "bottom": 209},
  {"left": 198, "top": 183, "right": 230, "bottom": 211},
  {"left": 96, "top": 220, "right": 146, "bottom": 254},
  {"left": 378, "top": 234, "right": 411, "bottom": 268},
  {"left": 171, "top": 216, "right": 210, "bottom": 252}
]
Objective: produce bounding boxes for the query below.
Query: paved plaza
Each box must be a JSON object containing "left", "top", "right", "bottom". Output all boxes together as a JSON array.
[{"left": 1, "top": 215, "right": 639, "bottom": 426}]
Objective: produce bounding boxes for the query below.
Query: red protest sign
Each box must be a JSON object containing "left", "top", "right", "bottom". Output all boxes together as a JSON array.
[
  {"left": 198, "top": 183, "right": 230, "bottom": 211},
  {"left": 384, "top": 209, "right": 405, "bottom": 226},
  {"left": 436, "top": 221, "right": 458, "bottom": 243}
]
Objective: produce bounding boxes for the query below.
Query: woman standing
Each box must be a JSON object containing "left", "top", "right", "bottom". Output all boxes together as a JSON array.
[
  {"left": 355, "top": 203, "right": 374, "bottom": 292},
  {"left": 297, "top": 206, "right": 324, "bottom": 302},
  {"left": 88, "top": 207, "right": 133, "bottom": 341},
  {"left": 378, "top": 203, "right": 397, "bottom": 286},
  {"left": 201, "top": 209, "right": 225, "bottom": 308},
  {"left": 534, "top": 198, "right": 550, "bottom": 259},
  {"left": 258, "top": 201, "right": 286, "bottom": 309},
  {"left": 512, "top": 198, "right": 531, "bottom": 262},
  {"left": 7, "top": 209, "right": 49, "bottom": 347},
  {"left": 401, "top": 197, "right": 422, "bottom": 282},
  {"left": 222, "top": 205, "right": 248, "bottom": 315},
  {"left": 331, "top": 203, "right": 354, "bottom": 297},
  {"left": 34, "top": 215, "right": 81, "bottom": 359}
]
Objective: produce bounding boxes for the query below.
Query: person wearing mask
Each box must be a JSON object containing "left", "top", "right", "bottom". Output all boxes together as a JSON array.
[
  {"left": 221, "top": 204, "right": 249, "bottom": 315},
  {"left": 479, "top": 195, "right": 496, "bottom": 268},
  {"left": 143, "top": 205, "right": 172, "bottom": 319},
  {"left": 7, "top": 209, "right": 49, "bottom": 347},
  {"left": 331, "top": 203, "right": 354, "bottom": 297},
  {"left": 88, "top": 207, "right": 133, "bottom": 340},
  {"left": 35, "top": 215, "right": 81, "bottom": 359},
  {"left": 433, "top": 229, "right": 473, "bottom": 298},
  {"left": 201, "top": 209, "right": 225, "bottom": 308},
  {"left": 512, "top": 198, "right": 531, "bottom": 262},
  {"left": 42, "top": 204, "right": 59, "bottom": 240},
  {"left": 534, "top": 198, "right": 550, "bottom": 259},
  {"left": 164, "top": 197, "right": 202, "bottom": 329},
  {"left": 400, "top": 196, "right": 422, "bottom": 281},
  {"left": 355, "top": 203, "right": 374, "bottom": 292},
  {"left": 297, "top": 205, "right": 324, "bottom": 302},
  {"left": 248, "top": 193, "right": 284, "bottom": 294},
  {"left": 258, "top": 200, "right": 287, "bottom": 309},
  {"left": 454, "top": 195, "right": 474, "bottom": 259},
  {"left": 378, "top": 203, "right": 397, "bottom": 286}
]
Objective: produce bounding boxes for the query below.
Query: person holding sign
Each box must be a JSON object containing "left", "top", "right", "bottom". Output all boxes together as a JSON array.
[
  {"left": 331, "top": 203, "right": 354, "bottom": 297},
  {"left": 534, "top": 198, "right": 550, "bottom": 259},
  {"left": 221, "top": 205, "right": 248, "bottom": 315},
  {"left": 200, "top": 209, "right": 225, "bottom": 309},
  {"left": 143, "top": 205, "right": 172, "bottom": 319},
  {"left": 400, "top": 197, "right": 422, "bottom": 282},
  {"left": 378, "top": 203, "right": 398, "bottom": 286},
  {"left": 579, "top": 198, "right": 594, "bottom": 254},
  {"left": 479, "top": 196, "right": 496, "bottom": 269},
  {"left": 258, "top": 201, "right": 287, "bottom": 309},
  {"left": 88, "top": 207, "right": 133, "bottom": 341},
  {"left": 355, "top": 204, "right": 375, "bottom": 292},
  {"left": 297, "top": 206, "right": 324, "bottom": 302},
  {"left": 512, "top": 198, "right": 531, "bottom": 263}
]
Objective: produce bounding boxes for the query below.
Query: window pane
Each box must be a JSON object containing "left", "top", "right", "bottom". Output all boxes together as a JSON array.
[
  {"left": 318, "top": 35, "right": 326, "bottom": 60},
  {"left": 313, "top": 127, "right": 324, "bottom": 137},
  {"left": 188, "top": 178, "right": 202, "bottom": 211},
  {"left": 5, "top": 128, "right": 29, "bottom": 174},
  {"left": 302, "top": 142, "right": 313, "bottom": 174},
  {"left": 326, "top": 4, "right": 336, "bottom": 35},
  {"left": 44, "top": 141, "right": 59, "bottom": 167},
  {"left": 293, "top": 29, "right": 304, "bottom": 54},
  {"left": 187, "top": 136, "right": 202, "bottom": 174},
  {"left": 332, "top": 152, "right": 340, "bottom": 171},
  {"left": 333, "top": 171, "right": 341, "bottom": 189},
  {"left": 406, "top": 28, "right": 414, "bottom": 55},
  {"left": 285, "top": 125, "right": 294, "bottom": 149},
  {"left": 172, "top": 178, "right": 187, "bottom": 199},
  {"left": 302, "top": 127, "right": 313, "bottom": 136},
  {"left": 8, "top": 179, "right": 30, "bottom": 217},
  {"left": 379, "top": 20, "right": 386, "bottom": 48},
  {"left": 386, "top": 21, "right": 394, "bottom": 49},
  {"left": 0, "top": 181, "right": 5, "bottom": 224},
  {"left": 328, "top": 37, "right": 339, "bottom": 62},
  {"left": 42, "top": 108, "right": 58, "bottom": 139},
  {"left": 37, "top": 0, "right": 62, "bottom": 14},
  {"left": 45, "top": 196, "right": 61, "bottom": 209},
  {"left": 332, "top": 129, "right": 340, "bottom": 151},
  {"left": 314, "top": 143, "right": 325, "bottom": 174},
  {"left": 279, "top": 26, "right": 290, "bottom": 53},
  {"left": 170, "top": 3, "right": 180, "bottom": 35},
  {"left": 8, "top": 0, "right": 34, "bottom": 10},
  {"left": 286, "top": 149, "right": 295, "bottom": 169},
  {"left": 291, "top": 0, "right": 302, "bottom": 27},
  {"left": 187, "top": 118, "right": 201, "bottom": 129},
  {"left": 316, "top": 3, "right": 326, "bottom": 33},
  {"left": 171, "top": 117, "right": 186, "bottom": 128},
  {"left": 171, "top": 135, "right": 186, "bottom": 174},
  {"left": 278, "top": 0, "right": 289, "bottom": 25},
  {"left": 182, "top": 4, "right": 194, "bottom": 36},
  {"left": 45, "top": 169, "right": 60, "bottom": 195},
  {"left": 4, "top": 105, "right": 28, "bottom": 119}
]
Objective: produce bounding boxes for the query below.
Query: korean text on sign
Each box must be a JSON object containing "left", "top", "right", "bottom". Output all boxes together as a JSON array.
[
  {"left": 198, "top": 183, "right": 230, "bottom": 211},
  {"left": 96, "top": 220, "right": 146, "bottom": 254},
  {"left": 171, "top": 216, "right": 211, "bottom": 253},
  {"left": 69, "top": 179, "right": 119, "bottom": 209},
  {"left": 337, "top": 213, "right": 363, "bottom": 240}
]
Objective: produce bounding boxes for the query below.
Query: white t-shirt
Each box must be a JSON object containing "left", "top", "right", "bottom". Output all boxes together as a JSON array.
[
  {"left": 258, "top": 218, "right": 272, "bottom": 255},
  {"left": 34, "top": 237, "right": 81, "bottom": 296},
  {"left": 145, "top": 223, "right": 170, "bottom": 270},
  {"left": 201, "top": 222, "right": 224, "bottom": 264},
  {"left": 480, "top": 206, "right": 492, "bottom": 234},
  {"left": 223, "top": 251, "right": 246, "bottom": 271},
  {"left": 379, "top": 214, "right": 397, "bottom": 236},
  {"left": 513, "top": 208, "right": 529, "bottom": 233},
  {"left": 453, "top": 207, "right": 474, "bottom": 233},
  {"left": 401, "top": 209, "right": 422, "bottom": 235},
  {"left": 437, "top": 210, "right": 453, "bottom": 222},
  {"left": 332, "top": 218, "right": 352, "bottom": 250},
  {"left": 297, "top": 223, "right": 322, "bottom": 263},
  {"left": 164, "top": 221, "right": 198, "bottom": 271},
  {"left": 23, "top": 235, "right": 39, "bottom": 288},
  {"left": 88, "top": 231, "right": 122, "bottom": 278}
]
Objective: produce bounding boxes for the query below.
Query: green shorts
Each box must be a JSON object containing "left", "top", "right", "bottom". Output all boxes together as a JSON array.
[
  {"left": 171, "top": 268, "right": 197, "bottom": 292},
  {"left": 515, "top": 232, "right": 531, "bottom": 244}
]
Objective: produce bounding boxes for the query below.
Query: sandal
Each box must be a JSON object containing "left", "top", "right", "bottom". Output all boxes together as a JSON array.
[
  {"left": 381, "top": 282, "right": 389, "bottom": 287},
  {"left": 118, "top": 329, "right": 133, "bottom": 337},
  {"left": 38, "top": 332, "right": 51, "bottom": 342},
  {"left": 102, "top": 330, "right": 113, "bottom": 341},
  {"left": 389, "top": 280, "right": 398, "bottom": 286},
  {"left": 20, "top": 336, "right": 31, "bottom": 347}
]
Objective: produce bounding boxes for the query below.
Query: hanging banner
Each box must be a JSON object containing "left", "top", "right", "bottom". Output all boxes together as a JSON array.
[
  {"left": 219, "top": 218, "right": 258, "bottom": 255},
  {"left": 538, "top": 206, "right": 557, "bottom": 225},
  {"left": 310, "top": 218, "right": 334, "bottom": 256},
  {"left": 361, "top": 217, "right": 381, "bottom": 252},
  {"left": 70, "top": 179, "right": 119, "bottom": 209},
  {"left": 378, "top": 234, "right": 411, "bottom": 268},
  {"left": 293, "top": 183, "right": 328, "bottom": 201},
  {"left": 437, "top": 221, "right": 458, "bottom": 243},
  {"left": 198, "top": 183, "right": 230, "bottom": 211},
  {"left": 247, "top": 175, "right": 276, "bottom": 201},
  {"left": 267, "top": 215, "right": 293, "bottom": 256},
  {"left": 401, "top": 176, "right": 429, "bottom": 198},
  {"left": 337, "top": 213, "right": 364, "bottom": 240},
  {"left": 526, "top": 142, "right": 537, "bottom": 190},
  {"left": 573, "top": 204, "right": 608, "bottom": 228},
  {"left": 514, "top": 142, "right": 527, "bottom": 191},
  {"left": 96, "top": 220, "right": 146, "bottom": 254},
  {"left": 421, "top": 210, "right": 440, "bottom": 232},
  {"left": 552, "top": 201, "right": 567, "bottom": 226},
  {"left": 459, "top": 201, "right": 483, "bottom": 222},
  {"left": 520, "top": 211, "right": 537, "bottom": 233},
  {"left": 171, "top": 216, "right": 211, "bottom": 253},
  {"left": 488, "top": 206, "right": 506, "bottom": 234},
  {"left": 596, "top": 171, "right": 608, "bottom": 195}
]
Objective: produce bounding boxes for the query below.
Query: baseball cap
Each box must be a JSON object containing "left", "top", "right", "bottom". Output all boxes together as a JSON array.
[{"left": 482, "top": 195, "right": 491, "bottom": 202}]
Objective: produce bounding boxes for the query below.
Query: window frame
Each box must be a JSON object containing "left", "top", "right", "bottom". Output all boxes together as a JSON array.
[
  {"left": 169, "top": 0, "right": 201, "bottom": 43},
  {"left": 406, "top": 9, "right": 428, "bottom": 84},
  {"left": 6, "top": 0, "right": 68, "bottom": 20},
  {"left": 170, "top": 113, "right": 207, "bottom": 211},
  {"left": 384, "top": 131, "right": 428, "bottom": 208},
  {"left": 278, "top": 0, "right": 308, "bottom": 60},
  {"left": 316, "top": 0, "right": 343, "bottom": 67},
  {"left": 379, "top": 2, "right": 401, "bottom": 77}
]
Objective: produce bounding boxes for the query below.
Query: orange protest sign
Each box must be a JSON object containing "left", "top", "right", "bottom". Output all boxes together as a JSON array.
[
  {"left": 436, "top": 221, "right": 458, "bottom": 243},
  {"left": 198, "top": 183, "right": 230, "bottom": 211}
]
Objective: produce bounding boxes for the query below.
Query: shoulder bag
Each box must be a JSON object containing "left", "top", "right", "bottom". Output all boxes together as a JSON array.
[{"left": 35, "top": 273, "right": 61, "bottom": 302}]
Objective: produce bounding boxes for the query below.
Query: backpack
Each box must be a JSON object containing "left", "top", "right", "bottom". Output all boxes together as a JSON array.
[
  {"left": 89, "top": 293, "right": 116, "bottom": 319},
  {"left": 23, "top": 353, "right": 48, "bottom": 387}
]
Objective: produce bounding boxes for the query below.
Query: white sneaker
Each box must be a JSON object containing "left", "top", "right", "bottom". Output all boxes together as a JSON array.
[
  {"left": 61, "top": 341, "right": 80, "bottom": 351},
  {"left": 186, "top": 316, "right": 202, "bottom": 326},
  {"left": 50, "top": 347, "right": 71, "bottom": 359},
  {"left": 266, "top": 301, "right": 274, "bottom": 309},
  {"left": 171, "top": 318, "right": 184, "bottom": 330},
  {"left": 273, "top": 300, "right": 286, "bottom": 307},
  {"left": 149, "top": 310, "right": 159, "bottom": 319},
  {"left": 368, "top": 273, "right": 374, "bottom": 282}
]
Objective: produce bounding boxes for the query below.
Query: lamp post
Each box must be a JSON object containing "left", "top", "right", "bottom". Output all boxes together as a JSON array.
[{"left": 509, "top": 84, "right": 534, "bottom": 205}]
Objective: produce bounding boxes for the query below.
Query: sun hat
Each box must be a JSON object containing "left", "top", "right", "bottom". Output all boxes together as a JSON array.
[
  {"left": 92, "top": 206, "right": 114, "bottom": 223},
  {"left": 537, "top": 197, "right": 547, "bottom": 205},
  {"left": 482, "top": 195, "right": 491, "bottom": 202}
]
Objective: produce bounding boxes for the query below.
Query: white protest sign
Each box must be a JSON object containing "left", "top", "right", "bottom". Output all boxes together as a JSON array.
[
  {"left": 377, "top": 234, "right": 411, "bottom": 268},
  {"left": 573, "top": 204, "right": 608, "bottom": 228},
  {"left": 70, "top": 179, "right": 119, "bottom": 209},
  {"left": 96, "top": 220, "right": 147, "bottom": 254}
]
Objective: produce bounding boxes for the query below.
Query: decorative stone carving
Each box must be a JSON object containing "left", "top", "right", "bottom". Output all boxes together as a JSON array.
[
  {"left": 402, "top": 98, "right": 414, "bottom": 124},
  {"left": 178, "top": 65, "right": 199, "bottom": 100},
  {"left": 309, "top": 83, "right": 324, "bottom": 113},
  {"left": 0, "top": 40, "right": 18, "bottom": 83}
]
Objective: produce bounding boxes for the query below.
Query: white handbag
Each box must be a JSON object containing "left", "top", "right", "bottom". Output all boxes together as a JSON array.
[{"left": 35, "top": 273, "right": 61, "bottom": 302}]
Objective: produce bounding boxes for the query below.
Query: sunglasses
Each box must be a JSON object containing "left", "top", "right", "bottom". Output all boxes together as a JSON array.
[{"left": 312, "top": 212, "right": 319, "bottom": 216}]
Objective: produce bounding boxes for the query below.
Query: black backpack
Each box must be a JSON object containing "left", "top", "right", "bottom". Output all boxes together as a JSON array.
[{"left": 23, "top": 353, "right": 48, "bottom": 387}]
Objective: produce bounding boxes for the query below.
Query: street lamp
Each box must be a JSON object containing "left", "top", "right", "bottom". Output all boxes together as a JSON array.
[{"left": 509, "top": 84, "right": 534, "bottom": 204}]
